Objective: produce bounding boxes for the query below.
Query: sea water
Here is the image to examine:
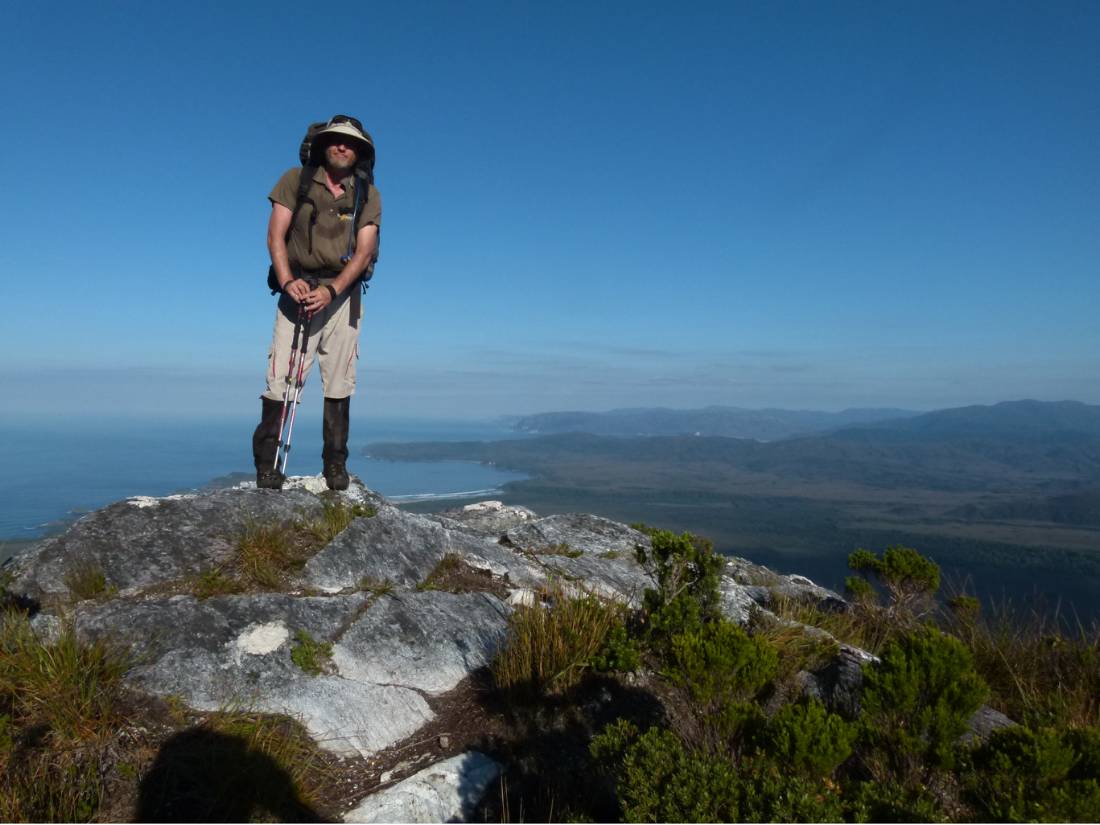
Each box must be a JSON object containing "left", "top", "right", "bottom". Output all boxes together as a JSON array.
[{"left": 0, "top": 414, "right": 528, "bottom": 541}]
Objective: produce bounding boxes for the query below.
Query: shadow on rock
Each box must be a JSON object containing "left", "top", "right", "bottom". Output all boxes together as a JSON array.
[
  {"left": 471, "top": 672, "right": 667, "bottom": 822},
  {"left": 136, "top": 727, "right": 326, "bottom": 823}
]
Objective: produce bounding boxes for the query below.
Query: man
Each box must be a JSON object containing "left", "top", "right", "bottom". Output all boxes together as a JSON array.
[{"left": 252, "top": 116, "right": 381, "bottom": 491}]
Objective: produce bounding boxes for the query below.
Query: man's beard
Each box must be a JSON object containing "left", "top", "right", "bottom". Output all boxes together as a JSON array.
[{"left": 325, "top": 146, "right": 357, "bottom": 173}]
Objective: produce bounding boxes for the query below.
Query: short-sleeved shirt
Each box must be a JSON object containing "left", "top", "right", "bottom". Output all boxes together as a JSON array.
[{"left": 269, "top": 167, "right": 382, "bottom": 273}]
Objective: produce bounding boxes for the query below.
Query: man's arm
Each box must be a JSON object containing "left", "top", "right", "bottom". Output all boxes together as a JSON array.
[
  {"left": 302, "top": 224, "right": 380, "bottom": 312},
  {"left": 267, "top": 203, "right": 311, "bottom": 303}
]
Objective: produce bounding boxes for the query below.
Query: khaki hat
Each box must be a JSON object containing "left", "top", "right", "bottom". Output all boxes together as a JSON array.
[{"left": 313, "top": 118, "right": 374, "bottom": 157}]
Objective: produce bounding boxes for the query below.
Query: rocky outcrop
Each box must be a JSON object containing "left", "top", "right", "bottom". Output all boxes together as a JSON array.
[
  {"left": 343, "top": 751, "right": 502, "bottom": 823},
  {"left": 2, "top": 475, "right": 1012, "bottom": 819}
]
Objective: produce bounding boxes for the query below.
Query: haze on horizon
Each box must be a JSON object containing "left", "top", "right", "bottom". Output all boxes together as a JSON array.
[{"left": 2, "top": 2, "right": 1097, "bottom": 421}]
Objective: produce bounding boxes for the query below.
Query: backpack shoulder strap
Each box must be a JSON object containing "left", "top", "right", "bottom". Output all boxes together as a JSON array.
[{"left": 288, "top": 166, "right": 320, "bottom": 255}]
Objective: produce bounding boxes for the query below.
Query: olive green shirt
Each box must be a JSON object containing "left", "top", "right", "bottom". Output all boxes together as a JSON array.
[{"left": 269, "top": 167, "right": 382, "bottom": 273}]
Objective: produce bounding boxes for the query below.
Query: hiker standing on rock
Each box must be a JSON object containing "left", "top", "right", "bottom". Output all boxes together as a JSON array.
[{"left": 252, "top": 115, "right": 382, "bottom": 491}]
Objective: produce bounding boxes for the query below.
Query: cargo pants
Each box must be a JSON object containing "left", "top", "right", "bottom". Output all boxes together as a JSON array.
[{"left": 261, "top": 285, "right": 361, "bottom": 402}]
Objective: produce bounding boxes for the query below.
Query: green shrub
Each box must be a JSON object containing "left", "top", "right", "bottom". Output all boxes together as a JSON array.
[
  {"left": 590, "top": 623, "right": 642, "bottom": 674},
  {"left": 759, "top": 699, "right": 855, "bottom": 778},
  {"left": 666, "top": 618, "right": 777, "bottom": 709},
  {"left": 848, "top": 545, "right": 940, "bottom": 620},
  {"left": 637, "top": 530, "right": 723, "bottom": 652},
  {"left": 965, "top": 725, "right": 1100, "bottom": 822},
  {"left": 860, "top": 627, "right": 988, "bottom": 773},
  {"left": 591, "top": 722, "right": 740, "bottom": 821},
  {"left": 844, "top": 574, "right": 875, "bottom": 603},
  {"left": 591, "top": 721, "right": 844, "bottom": 823}
]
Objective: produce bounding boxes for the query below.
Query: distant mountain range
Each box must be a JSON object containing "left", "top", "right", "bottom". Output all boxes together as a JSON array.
[
  {"left": 512, "top": 405, "right": 918, "bottom": 440},
  {"left": 386, "top": 400, "right": 1100, "bottom": 493},
  {"left": 370, "top": 400, "right": 1100, "bottom": 616}
]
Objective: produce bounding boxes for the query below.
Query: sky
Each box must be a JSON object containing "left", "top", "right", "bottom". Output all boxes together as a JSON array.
[{"left": 1, "top": 0, "right": 1098, "bottom": 419}]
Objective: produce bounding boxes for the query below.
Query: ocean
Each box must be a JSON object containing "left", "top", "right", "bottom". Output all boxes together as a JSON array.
[{"left": 0, "top": 414, "right": 528, "bottom": 543}]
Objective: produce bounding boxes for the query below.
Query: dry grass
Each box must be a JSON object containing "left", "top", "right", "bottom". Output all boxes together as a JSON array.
[
  {"left": 63, "top": 559, "right": 115, "bottom": 602},
  {"left": 236, "top": 522, "right": 295, "bottom": 589},
  {"left": 491, "top": 583, "right": 626, "bottom": 695},
  {"left": 0, "top": 610, "right": 131, "bottom": 821},
  {"left": 752, "top": 616, "right": 840, "bottom": 685},
  {"left": 946, "top": 599, "right": 1100, "bottom": 728},
  {"left": 202, "top": 708, "right": 332, "bottom": 806},
  {"left": 299, "top": 499, "right": 375, "bottom": 545},
  {"left": 192, "top": 567, "right": 244, "bottom": 600},
  {"left": 766, "top": 591, "right": 895, "bottom": 656}
]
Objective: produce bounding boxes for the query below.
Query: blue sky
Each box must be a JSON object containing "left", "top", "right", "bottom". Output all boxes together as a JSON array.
[{"left": 2, "top": 0, "right": 1097, "bottom": 419}]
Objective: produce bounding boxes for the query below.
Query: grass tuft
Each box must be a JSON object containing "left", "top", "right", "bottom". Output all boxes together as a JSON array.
[
  {"left": 0, "top": 611, "right": 131, "bottom": 821},
  {"left": 191, "top": 567, "right": 244, "bottom": 600},
  {"left": 63, "top": 559, "right": 116, "bottom": 602},
  {"left": 417, "top": 554, "right": 464, "bottom": 592},
  {"left": 299, "top": 500, "right": 375, "bottom": 545},
  {"left": 236, "top": 522, "right": 293, "bottom": 589},
  {"left": 492, "top": 583, "right": 626, "bottom": 695},
  {"left": 946, "top": 598, "right": 1100, "bottom": 728},
  {"left": 359, "top": 575, "right": 394, "bottom": 596}
]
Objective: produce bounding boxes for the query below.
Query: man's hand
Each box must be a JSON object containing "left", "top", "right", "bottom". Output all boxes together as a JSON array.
[
  {"left": 303, "top": 285, "right": 334, "bottom": 313},
  {"left": 284, "top": 279, "right": 311, "bottom": 303}
]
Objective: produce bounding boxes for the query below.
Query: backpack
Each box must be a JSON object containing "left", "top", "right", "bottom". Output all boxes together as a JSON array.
[{"left": 268, "top": 115, "right": 379, "bottom": 294}]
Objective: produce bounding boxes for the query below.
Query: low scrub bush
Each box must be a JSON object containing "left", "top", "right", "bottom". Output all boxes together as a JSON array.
[
  {"left": 591, "top": 719, "right": 845, "bottom": 822},
  {"left": 758, "top": 699, "right": 855, "bottom": 778},
  {"left": 860, "top": 627, "right": 988, "bottom": 777},
  {"left": 636, "top": 530, "right": 723, "bottom": 651},
  {"left": 848, "top": 544, "right": 941, "bottom": 624},
  {"left": 666, "top": 618, "right": 777, "bottom": 709},
  {"left": 964, "top": 724, "right": 1100, "bottom": 822}
]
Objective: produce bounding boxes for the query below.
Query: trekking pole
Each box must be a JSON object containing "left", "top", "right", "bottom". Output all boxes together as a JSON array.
[
  {"left": 277, "top": 308, "right": 315, "bottom": 476},
  {"left": 273, "top": 304, "right": 307, "bottom": 471}
]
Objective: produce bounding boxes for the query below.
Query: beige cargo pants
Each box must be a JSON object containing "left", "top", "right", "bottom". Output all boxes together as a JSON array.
[{"left": 261, "top": 288, "right": 361, "bottom": 402}]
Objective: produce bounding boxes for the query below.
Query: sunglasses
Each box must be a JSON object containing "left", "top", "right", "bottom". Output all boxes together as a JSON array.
[{"left": 328, "top": 114, "right": 365, "bottom": 133}]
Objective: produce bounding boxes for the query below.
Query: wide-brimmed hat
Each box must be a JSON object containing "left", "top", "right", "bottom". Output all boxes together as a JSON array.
[{"left": 311, "top": 116, "right": 374, "bottom": 163}]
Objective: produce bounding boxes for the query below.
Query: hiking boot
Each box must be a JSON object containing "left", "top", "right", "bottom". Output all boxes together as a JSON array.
[
  {"left": 253, "top": 396, "right": 286, "bottom": 488},
  {"left": 323, "top": 462, "right": 350, "bottom": 491},
  {"left": 256, "top": 468, "right": 286, "bottom": 490},
  {"left": 322, "top": 396, "right": 351, "bottom": 491}
]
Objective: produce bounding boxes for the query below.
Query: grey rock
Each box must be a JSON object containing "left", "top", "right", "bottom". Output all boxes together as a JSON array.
[
  {"left": 303, "top": 507, "right": 503, "bottom": 592},
  {"left": 344, "top": 751, "right": 502, "bottom": 823},
  {"left": 721, "top": 557, "right": 847, "bottom": 614},
  {"left": 11, "top": 487, "right": 326, "bottom": 602},
  {"left": 962, "top": 705, "right": 1017, "bottom": 745},
  {"left": 451, "top": 540, "right": 548, "bottom": 590},
  {"left": 73, "top": 592, "right": 433, "bottom": 757},
  {"left": 718, "top": 577, "right": 763, "bottom": 626},
  {"left": 503, "top": 513, "right": 651, "bottom": 557},
  {"left": 806, "top": 644, "right": 878, "bottom": 719},
  {"left": 434, "top": 500, "right": 538, "bottom": 535},
  {"left": 334, "top": 591, "right": 511, "bottom": 695},
  {"left": 533, "top": 553, "right": 655, "bottom": 606}
]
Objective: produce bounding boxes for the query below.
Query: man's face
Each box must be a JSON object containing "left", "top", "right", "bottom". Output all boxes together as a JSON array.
[{"left": 324, "top": 139, "right": 358, "bottom": 173}]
